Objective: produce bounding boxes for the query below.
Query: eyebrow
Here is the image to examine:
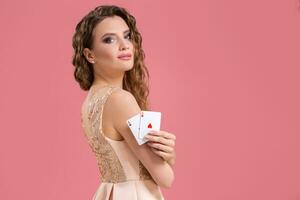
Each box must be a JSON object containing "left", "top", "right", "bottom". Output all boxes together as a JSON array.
[{"left": 101, "top": 29, "right": 130, "bottom": 38}]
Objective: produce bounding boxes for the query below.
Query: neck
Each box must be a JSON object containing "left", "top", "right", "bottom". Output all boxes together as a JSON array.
[{"left": 92, "top": 73, "right": 124, "bottom": 89}]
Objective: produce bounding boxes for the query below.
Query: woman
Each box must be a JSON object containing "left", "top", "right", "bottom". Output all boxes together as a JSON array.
[{"left": 71, "top": 5, "right": 176, "bottom": 200}]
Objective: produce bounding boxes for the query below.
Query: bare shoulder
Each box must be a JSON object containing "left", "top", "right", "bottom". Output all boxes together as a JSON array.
[
  {"left": 109, "top": 88, "right": 138, "bottom": 109},
  {"left": 105, "top": 87, "right": 155, "bottom": 153},
  {"left": 104, "top": 87, "right": 143, "bottom": 150},
  {"left": 105, "top": 87, "right": 174, "bottom": 188},
  {"left": 106, "top": 88, "right": 141, "bottom": 128}
]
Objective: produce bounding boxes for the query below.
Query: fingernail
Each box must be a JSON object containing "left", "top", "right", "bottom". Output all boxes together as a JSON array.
[{"left": 149, "top": 130, "right": 157, "bottom": 134}]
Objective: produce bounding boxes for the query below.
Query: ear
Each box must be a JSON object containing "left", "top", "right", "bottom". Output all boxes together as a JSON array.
[{"left": 83, "top": 48, "right": 96, "bottom": 64}]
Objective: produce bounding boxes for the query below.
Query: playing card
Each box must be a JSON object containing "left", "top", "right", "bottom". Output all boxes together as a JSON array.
[
  {"left": 126, "top": 113, "right": 148, "bottom": 145},
  {"left": 139, "top": 111, "right": 161, "bottom": 140}
]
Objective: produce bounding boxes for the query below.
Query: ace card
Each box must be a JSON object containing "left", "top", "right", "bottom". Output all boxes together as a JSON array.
[
  {"left": 126, "top": 113, "right": 141, "bottom": 142},
  {"left": 126, "top": 113, "right": 147, "bottom": 145},
  {"left": 139, "top": 111, "right": 161, "bottom": 140}
]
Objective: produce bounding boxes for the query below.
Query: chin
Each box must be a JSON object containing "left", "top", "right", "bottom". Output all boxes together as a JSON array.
[{"left": 123, "top": 63, "right": 134, "bottom": 71}]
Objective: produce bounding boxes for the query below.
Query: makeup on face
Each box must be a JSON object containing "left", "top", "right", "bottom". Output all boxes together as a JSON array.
[{"left": 101, "top": 29, "right": 131, "bottom": 44}]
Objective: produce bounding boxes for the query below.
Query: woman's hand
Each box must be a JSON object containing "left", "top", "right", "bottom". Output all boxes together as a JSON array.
[{"left": 144, "top": 130, "right": 176, "bottom": 166}]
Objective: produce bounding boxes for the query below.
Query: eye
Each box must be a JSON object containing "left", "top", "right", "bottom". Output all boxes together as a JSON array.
[
  {"left": 103, "top": 37, "right": 114, "bottom": 43},
  {"left": 125, "top": 33, "right": 132, "bottom": 40}
]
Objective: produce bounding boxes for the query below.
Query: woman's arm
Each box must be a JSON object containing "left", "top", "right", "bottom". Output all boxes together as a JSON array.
[
  {"left": 105, "top": 89, "right": 175, "bottom": 188},
  {"left": 145, "top": 130, "right": 176, "bottom": 167}
]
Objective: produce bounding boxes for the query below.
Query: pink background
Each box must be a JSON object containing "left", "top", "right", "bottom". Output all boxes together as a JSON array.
[{"left": 1, "top": 0, "right": 299, "bottom": 199}]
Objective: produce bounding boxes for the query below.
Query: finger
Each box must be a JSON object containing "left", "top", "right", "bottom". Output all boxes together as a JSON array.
[
  {"left": 145, "top": 135, "right": 175, "bottom": 147},
  {"left": 147, "top": 142, "right": 174, "bottom": 153},
  {"left": 146, "top": 135, "right": 175, "bottom": 147},
  {"left": 149, "top": 130, "right": 176, "bottom": 140}
]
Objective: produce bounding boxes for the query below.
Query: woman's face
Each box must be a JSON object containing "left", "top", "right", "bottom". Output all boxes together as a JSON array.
[{"left": 83, "top": 15, "right": 134, "bottom": 77}]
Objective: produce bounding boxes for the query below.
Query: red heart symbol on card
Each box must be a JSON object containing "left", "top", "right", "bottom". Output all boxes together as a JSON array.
[{"left": 147, "top": 123, "right": 152, "bottom": 128}]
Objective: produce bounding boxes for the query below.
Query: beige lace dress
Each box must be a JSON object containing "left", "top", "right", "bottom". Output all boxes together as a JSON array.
[{"left": 81, "top": 85, "right": 165, "bottom": 200}]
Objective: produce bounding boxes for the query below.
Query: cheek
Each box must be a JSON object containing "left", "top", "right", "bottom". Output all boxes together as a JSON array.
[{"left": 94, "top": 45, "right": 116, "bottom": 61}]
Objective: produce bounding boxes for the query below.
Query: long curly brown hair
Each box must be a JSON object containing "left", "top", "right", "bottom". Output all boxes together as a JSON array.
[{"left": 71, "top": 5, "right": 150, "bottom": 110}]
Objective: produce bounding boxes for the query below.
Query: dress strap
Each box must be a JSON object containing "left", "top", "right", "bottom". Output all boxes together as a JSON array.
[
  {"left": 98, "top": 86, "right": 122, "bottom": 137},
  {"left": 87, "top": 85, "right": 122, "bottom": 139}
]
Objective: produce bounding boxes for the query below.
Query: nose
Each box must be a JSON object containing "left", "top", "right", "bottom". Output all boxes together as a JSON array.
[{"left": 119, "top": 39, "right": 130, "bottom": 51}]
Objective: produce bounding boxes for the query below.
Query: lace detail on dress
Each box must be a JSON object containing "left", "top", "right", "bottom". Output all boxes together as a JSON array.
[
  {"left": 83, "top": 86, "right": 126, "bottom": 183},
  {"left": 139, "top": 160, "right": 153, "bottom": 180}
]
